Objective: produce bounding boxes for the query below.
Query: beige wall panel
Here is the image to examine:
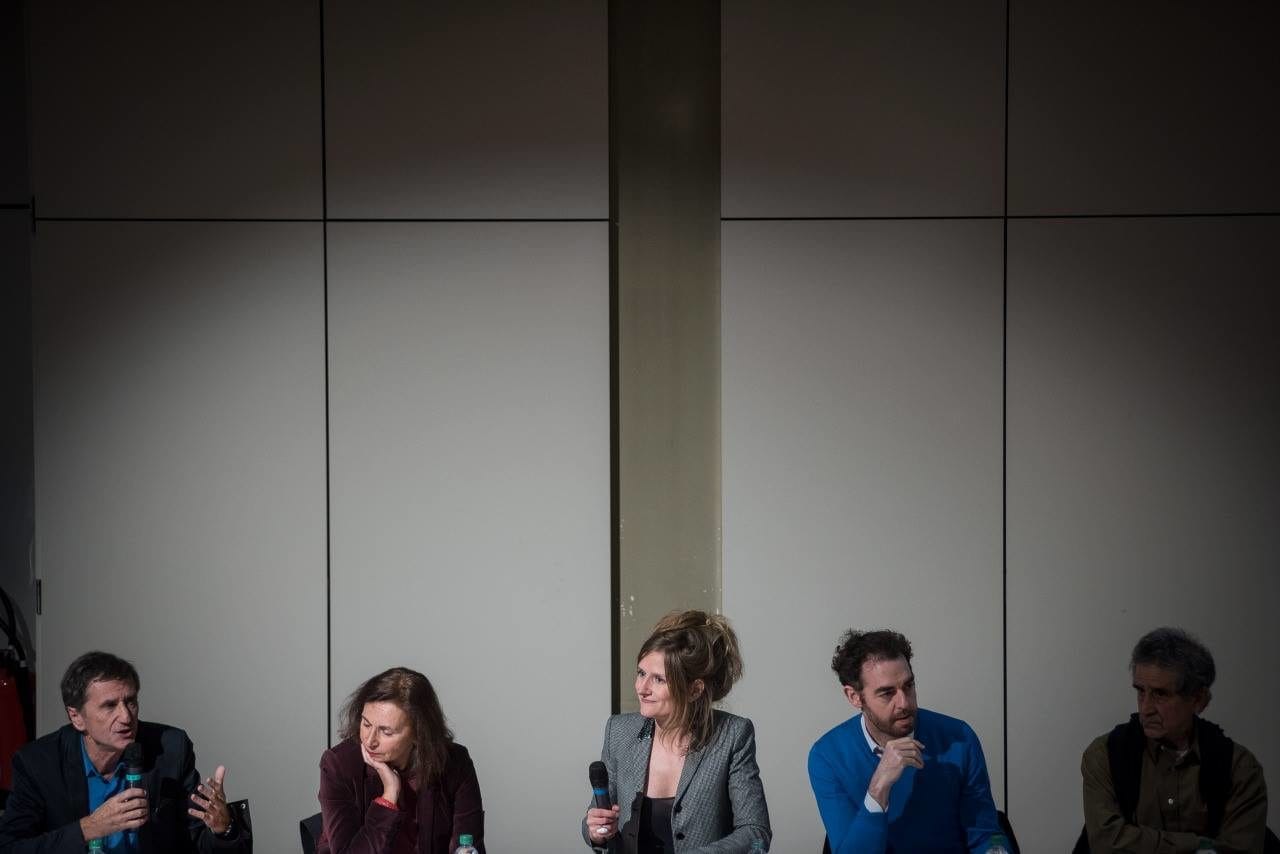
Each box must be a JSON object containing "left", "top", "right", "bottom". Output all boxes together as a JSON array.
[
  {"left": 327, "top": 222, "right": 610, "bottom": 851},
  {"left": 30, "top": 3, "right": 322, "bottom": 218},
  {"left": 33, "top": 222, "right": 328, "bottom": 854},
  {"left": 722, "top": 219, "right": 1004, "bottom": 850},
  {"left": 1009, "top": 2, "right": 1280, "bottom": 215},
  {"left": 722, "top": 0, "right": 1005, "bottom": 218},
  {"left": 1007, "top": 218, "right": 1280, "bottom": 848},
  {"left": 324, "top": 0, "right": 606, "bottom": 219}
]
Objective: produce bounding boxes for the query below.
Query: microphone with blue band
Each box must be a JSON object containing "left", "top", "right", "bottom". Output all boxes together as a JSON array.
[
  {"left": 588, "top": 761, "right": 616, "bottom": 851},
  {"left": 123, "top": 742, "right": 145, "bottom": 846},
  {"left": 589, "top": 761, "right": 611, "bottom": 810}
]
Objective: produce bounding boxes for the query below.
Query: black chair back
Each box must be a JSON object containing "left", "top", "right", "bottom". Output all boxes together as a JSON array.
[{"left": 300, "top": 811, "right": 323, "bottom": 854}]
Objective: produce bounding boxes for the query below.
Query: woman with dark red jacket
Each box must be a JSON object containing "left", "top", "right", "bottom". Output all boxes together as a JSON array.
[{"left": 317, "top": 667, "right": 485, "bottom": 854}]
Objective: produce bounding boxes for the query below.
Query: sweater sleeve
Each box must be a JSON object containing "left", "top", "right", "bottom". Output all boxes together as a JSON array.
[
  {"left": 956, "top": 722, "right": 1001, "bottom": 853},
  {"left": 318, "top": 748, "right": 402, "bottom": 854},
  {"left": 808, "top": 738, "right": 888, "bottom": 854}
]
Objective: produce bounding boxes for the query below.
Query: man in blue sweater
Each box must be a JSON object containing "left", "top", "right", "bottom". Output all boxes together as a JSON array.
[{"left": 808, "top": 629, "right": 1002, "bottom": 853}]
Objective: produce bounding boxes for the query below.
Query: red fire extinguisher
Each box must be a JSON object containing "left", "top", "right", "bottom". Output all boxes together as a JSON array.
[{"left": 1, "top": 585, "right": 36, "bottom": 795}]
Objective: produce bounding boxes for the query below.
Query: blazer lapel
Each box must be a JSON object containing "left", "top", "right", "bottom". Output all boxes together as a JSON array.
[
  {"left": 619, "top": 716, "right": 654, "bottom": 797},
  {"left": 59, "top": 727, "right": 89, "bottom": 821},
  {"left": 137, "top": 752, "right": 163, "bottom": 854},
  {"left": 674, "top": 740, "right": 709, "bottom": 804}
]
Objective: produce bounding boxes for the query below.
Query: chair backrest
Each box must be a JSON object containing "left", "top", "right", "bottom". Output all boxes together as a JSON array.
[
  {"left": 300, "top": 811, "right": 323, "bottom": 854},
  {"left": 229, "top": 800, "right": 253, "bottom": 837}
]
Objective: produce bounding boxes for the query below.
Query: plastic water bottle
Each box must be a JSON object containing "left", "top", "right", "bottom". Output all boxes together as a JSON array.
[
  {"left": 986, "top": 832, "right": 1011, "bottom": 854},
  {"left": 749, "top": 840, "right": 767, "bottom": 852},
  {"left": 87, "top": 840, "right": 104, "bottom": 853},
  {"left": 1195, "top": 839, "right": 1217, "bottom": 854},
  {"left": 454, "top": 833, "right": 477, "bottom": 854}
]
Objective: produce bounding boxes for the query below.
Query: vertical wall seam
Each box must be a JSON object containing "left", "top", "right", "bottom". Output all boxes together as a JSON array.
[
  {"left": 1001, "top": 0, "right": 1012, "bottom": 817},
  {"left": 319, "top": 0, "right": 332, "bottom": 746},
  {"left": 606, "top": 0, "right": 621, "bottom": 717}
]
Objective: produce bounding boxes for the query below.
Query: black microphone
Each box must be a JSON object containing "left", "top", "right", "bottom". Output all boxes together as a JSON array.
[
  {"left": 123, "top": 742, "right": 145, "bottom": 845},
  {"left": 123, "top": 742, "right": 145, "bottom": 789},
  {"left": 588, "top": 761, "right": 616, "bottom": 850},
  {"left": 589, "top": 761, "right": 611, "bottom": 810}
]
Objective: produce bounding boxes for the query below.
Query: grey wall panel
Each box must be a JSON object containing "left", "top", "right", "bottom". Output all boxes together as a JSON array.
[
  {"left": 722, "top": 0, "right": 1005, "bottom": 218},
  {"left": 327, "top": 222, "right": 610, "bottom": 851},
  {"left": 30, "top": 3, "right": 321, "bottom": 218},
  {"left": 722, "top": 220, "right": 1004, "bottom": 850},
  {"left": 324, "top": 1, "right": 606, "bottom": 219},
  {"left": 33, "top": 222, "right": 327, "bottom": 854},
  {"left": 1007, "top": 218, "right": 1280, "bottom": 848},
  {"left": 1009, "top": 2, "right": 1280, "bottom": 216}
]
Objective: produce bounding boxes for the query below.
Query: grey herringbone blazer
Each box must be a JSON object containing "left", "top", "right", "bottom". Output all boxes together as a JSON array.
[{"left": 581, "top": 710, "right": 772, "bottom": 853}]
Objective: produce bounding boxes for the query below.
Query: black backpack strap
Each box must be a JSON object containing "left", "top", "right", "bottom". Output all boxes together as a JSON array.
[
  {"left": 1194, "top": 717, "right": 1234, "bottom": 838},
  {"left": 1105, "top": 714, "right": 1146, "bottom": 823}
]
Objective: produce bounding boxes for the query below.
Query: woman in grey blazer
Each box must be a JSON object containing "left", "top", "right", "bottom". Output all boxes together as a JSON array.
[{"left": 582, "top": 611, "right": 771, "bottom": 853}]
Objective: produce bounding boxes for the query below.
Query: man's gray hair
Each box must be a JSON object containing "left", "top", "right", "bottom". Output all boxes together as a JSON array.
[{"left": 1130, "top": 626, "right": 1215, "bottom": 698}]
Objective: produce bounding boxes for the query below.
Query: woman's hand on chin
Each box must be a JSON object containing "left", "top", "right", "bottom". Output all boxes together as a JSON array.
[{"left": 361, "top": 742, "right": 401, "bottom": 804}]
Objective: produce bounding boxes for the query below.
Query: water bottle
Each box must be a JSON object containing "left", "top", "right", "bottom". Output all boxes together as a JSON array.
[
  {"left": 749, "top": 840, "right": 767, "bottom": 852},
  {"left": 985, "top": 832, "right": 1011, "bottom": 854},
  {"left": 87, "top": 840, "right": 104, "bottom": 853},
  {"left": 1195, "top": 839, "right": 1217, "bottom": 854},
  {"left": 454, "top": 833, "right": 477, "bottom": 854}
]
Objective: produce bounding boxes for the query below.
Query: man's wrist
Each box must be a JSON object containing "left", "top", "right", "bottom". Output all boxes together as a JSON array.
[{"left": 866, "top": 779, "right": 890, "bottom": 811}]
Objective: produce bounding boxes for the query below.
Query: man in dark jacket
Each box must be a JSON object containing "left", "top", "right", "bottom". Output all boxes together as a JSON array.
[
  {"left": 1080, "top": 627, "right": 1268, "bottom": 853},
  {"left": 0, "top": 650, "right": 249, "bottom": 853}
]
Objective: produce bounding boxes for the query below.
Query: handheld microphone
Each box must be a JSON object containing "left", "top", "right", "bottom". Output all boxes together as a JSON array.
[
  {"left": 588, "top": 761, "right": 611, "bottom": 810},
  {"left": 588, "top": 761, "right": 615, "bottom": 850},
  {"left": 123, "top": 742, "right": 144, "bottom": 789},
  {"left": 123, "top": 742, "right": 145, "bottom": 845}
]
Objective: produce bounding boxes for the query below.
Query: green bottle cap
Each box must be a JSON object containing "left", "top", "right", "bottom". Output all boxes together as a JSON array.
[{"left": 459, "top": 834, "right": 474, "bottom": 846}]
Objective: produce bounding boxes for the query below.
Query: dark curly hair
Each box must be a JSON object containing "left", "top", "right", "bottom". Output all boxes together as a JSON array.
[
  {"left": 830, "top": 629, "right": 913, "bottom": 690},
  {"left": 1131, "top": 627, "right": 1215, "bottom": 700},
  {"left": 338, "top": 667, "right": 454, "bottom": 784}
]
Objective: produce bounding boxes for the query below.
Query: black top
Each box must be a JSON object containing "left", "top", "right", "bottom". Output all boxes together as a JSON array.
[{"left": 637, "top": 796, "right": 675, "bottom": 853}]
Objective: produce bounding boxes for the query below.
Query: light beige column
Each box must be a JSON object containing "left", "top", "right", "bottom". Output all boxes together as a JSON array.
[{"left": 613, "top": 0, "right": 722, "bottom": 712}]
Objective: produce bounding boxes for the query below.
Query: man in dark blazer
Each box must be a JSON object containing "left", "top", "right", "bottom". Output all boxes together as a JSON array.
[{"left": 0, "top": 651, "right": 249, "bottom": 854}]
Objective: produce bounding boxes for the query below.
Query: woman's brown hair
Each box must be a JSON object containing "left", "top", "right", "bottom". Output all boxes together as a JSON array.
[
  {"left": 338, "top": 667, "right": 454, "bottom": 784},
  {"left": 637, "top": 610, "right": 744, "bottom": 753}
]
